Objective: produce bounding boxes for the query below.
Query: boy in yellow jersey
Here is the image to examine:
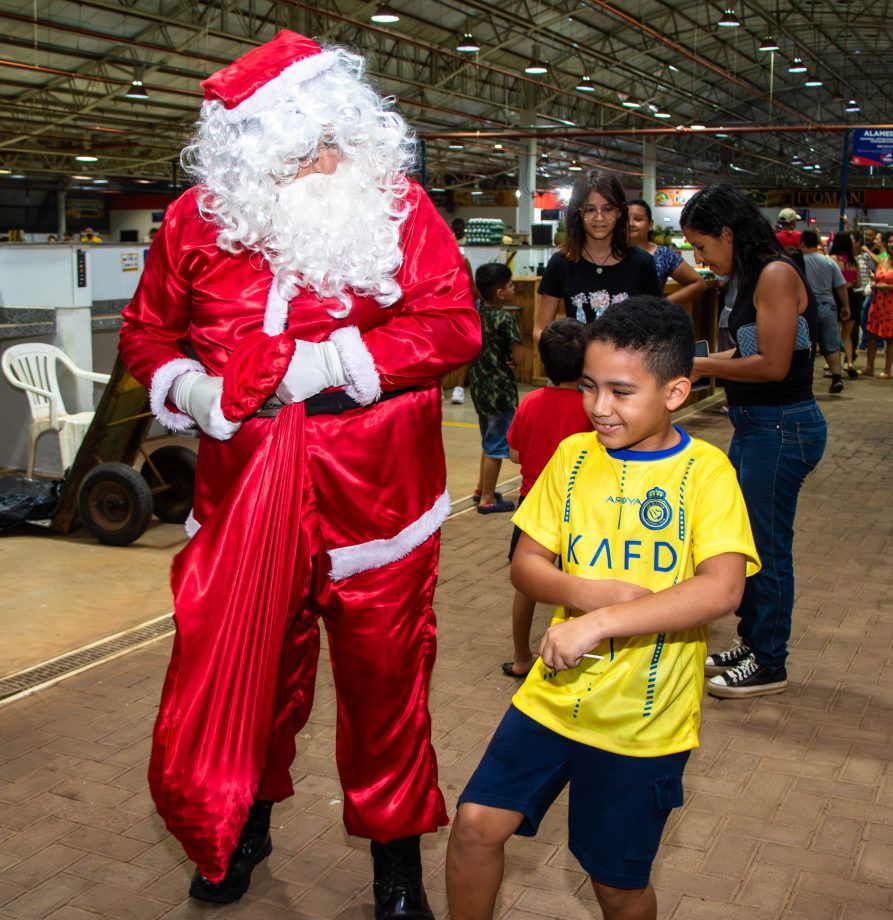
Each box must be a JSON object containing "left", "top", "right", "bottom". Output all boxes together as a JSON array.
[{"left": 446, "top": 296, "right": 759, "bottom": 920}]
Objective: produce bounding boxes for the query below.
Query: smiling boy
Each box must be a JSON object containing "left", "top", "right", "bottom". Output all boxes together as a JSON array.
[{"left": 446, "top": 296, "right": 759, "bottom": 920}]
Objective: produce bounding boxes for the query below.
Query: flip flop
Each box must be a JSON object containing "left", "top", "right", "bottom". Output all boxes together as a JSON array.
[
  {"left": 477, "top": 499, "right": 515, "bottom": 514},
  {"left": 502, "top": 660, "right": 531, "bottom": 678}
]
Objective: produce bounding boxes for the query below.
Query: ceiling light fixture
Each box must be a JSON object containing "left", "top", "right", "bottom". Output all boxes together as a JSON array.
[
  {"left": 456, "top": 33, "right": 480, "bottom": 53},
  {"left": 718, "top": 9, "right": 741, "bottom": 27},
  {"left": 568, "top": 160, "right": 583, "bottom": 172},
  {"left": 804, "top": 75, "right": 823, "bottom": 87},
  {"left": 788, "top": 57, "right": 807, "bottom": 73},
  {"left": 93, "top": 177, "right": 109, "bottom": 184},
  {"left": 71, "top": 174, "right": 92, "bottom": 180},
  {"left": 524, "top": 59, "right": 549, "bottom": 75},
  {"left": 430, "top": 187, "right": 446, "bottom": 192},
  {"left": 758, "top": 34, "right": 780, "bottom": 51},
  {"left": 493, "top": 143, "right": 503, "bottom": 150},
  {"left": 716, "top": 132, "right": 729, "bottom": 138},
  {"left": 845, "top": 99, "right": 860, "bottom": 112},
  {"left": 447, "top": 142, "right": 464, "bottom": 150},
  {"left": 621, "top": 99, "right": 641, "bottom": 108},
  {"left": 690, "top": 123, "right": 707, "bottom": 131},
  {"left": 125, "top": 79, "right": 149, "bottom": 100},
  {"left": 575, "top": 75, "right": 596, "bottom": 92},
  {"left": 75, "top": 153, "right": 98, "bottom": 162},
  {"left": 653, "top": 109, "right": 671, "bottom": 118},
  {"left": 370, "top": 5, "right": 400, "bottom": 23}
]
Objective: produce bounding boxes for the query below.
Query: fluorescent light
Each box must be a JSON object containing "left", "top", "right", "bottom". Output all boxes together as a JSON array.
[
  {"left": 448, "top": 142, "right": 464, "bottom": 150},
  {"left": 690, "top": 124, "right": 706, "bottom": 131},
  {"left": 716, "top": 132, "right": 729, "bottom": 138},
  {"left": 845, "top": 100, "right": 860, "bottom": 112},
  {"left": 370, "top": 5, "right": 400, "bottom": 23},
  {"left": 75, "top": 154, "right": 98, "bottom": 162},
  {"left": 788, "top": 57, "right": 807, "bottom": 73},
  {"left": 568, "top": 161, "right": 583, "bottom": 172},
  {"left": 135, "top": 178, "right": 152, "bottom": 184},
  {"left": 456, "top": 33, "right": 480, "bottom": 52},
  {"left": 71, "top": 174, "right": 92, "bottom": 180},
  {"left": 654, "top": 110, "right": 671, "bottom": 118},
  {"left": 93, "top": 178, "right": 109, "bottom": 184},
  {"left": 0, "top": 168, "right": 11, "bottom": 175},
  {"left": 471, "top": 190, "right": 484, "bottom": 196},
  {"left": 758, "top": 34, "right": 780, "bottom": 51},
  {"left": 493, "top": 143, "right": 503, "bottom": 150},
  {"left": 804, "top": 76, "right": 823, "bottom": 87},
  {"left": 575, "top": 75, "right": 596, "bottom": 92},
  {"left": 718, "top": 9, "right": 740, "bottom": 27},
  {"left": 524, "top": 59, "right": 548, "bottom": 75},
  {"left": 622, "top": 100, "right": 641, "bottom": 108},
  {"left": 11, "top": 174, "right": 25, "bottom": 179},
  {"left": 430, "top": 187, "right": 445, "bottom": 192}
]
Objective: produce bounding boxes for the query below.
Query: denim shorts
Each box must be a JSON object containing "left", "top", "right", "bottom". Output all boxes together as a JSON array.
[
  {"left": 458, "top": 705, "right": 689, "bottom": 889},
  {"left": 815, "top": 301, "right": 840, "bottom": 354},
  {"left": 478, "top": 410, "right": 514, "bottom": 459}
]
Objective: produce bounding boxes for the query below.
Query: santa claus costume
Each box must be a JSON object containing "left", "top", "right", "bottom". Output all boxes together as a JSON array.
[{"left": 118, "top": 31, "right": 480, "bottom": 918}]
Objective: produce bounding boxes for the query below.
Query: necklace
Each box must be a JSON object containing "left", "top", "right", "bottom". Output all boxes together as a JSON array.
[{"left": 585, "top": 245, "right": 613, "bottom": 275}]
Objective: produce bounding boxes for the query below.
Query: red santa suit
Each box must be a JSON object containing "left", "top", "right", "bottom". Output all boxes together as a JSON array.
[{"left": 119, "top": 179, "right": 480, "bottom": 881}]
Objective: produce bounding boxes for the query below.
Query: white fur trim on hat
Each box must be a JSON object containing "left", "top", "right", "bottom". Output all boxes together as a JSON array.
[
  {"left": 330, "top": 326, "right": 381, "bottom": 405},
  {"left": 150, "top": 358, "right": 206, "bottom": 431},
  {"left": 327, "top": 489, "right": 450, "bottom": 581},
  {"left": 263, "top": 280, "right": 291, "bottom": 336},
  {"left": 216, "top": 51, "right": 340, "bottom": 124}
]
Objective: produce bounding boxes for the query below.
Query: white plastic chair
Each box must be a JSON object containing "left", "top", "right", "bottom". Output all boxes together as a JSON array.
[{"left": 1, "top": 343, "right": 111, "bottom": 477}]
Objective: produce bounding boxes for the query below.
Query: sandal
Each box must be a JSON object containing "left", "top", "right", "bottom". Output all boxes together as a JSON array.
[
  {"left": 501, "top": 660, "right": 531, "bottom": 678},
  {"left": 880, "top": 372, "right": 891, "bottom": 380},
  {"left": 477, "top": 498, "right": 515, "bottom": 514},
  {"left": 859, "top": 369, "right": 874, "bottom": 377}
]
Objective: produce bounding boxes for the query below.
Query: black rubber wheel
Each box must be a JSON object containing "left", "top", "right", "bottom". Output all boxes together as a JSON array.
[
  {"left": 77, "top": 462, "right": 153, "bottom": 546},
  {"left": 141, "top": 445, "right": 197, "bottom": 523}
]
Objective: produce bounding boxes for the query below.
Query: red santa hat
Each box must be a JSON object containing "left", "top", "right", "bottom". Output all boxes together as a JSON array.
[{"left": 200, "top": 30, "right": 339, "bottom": 123}]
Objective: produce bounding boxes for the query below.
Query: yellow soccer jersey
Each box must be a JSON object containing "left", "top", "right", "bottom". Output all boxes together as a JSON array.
[{"left": 512, "top": 426, "right": 760, "bottom": 757}]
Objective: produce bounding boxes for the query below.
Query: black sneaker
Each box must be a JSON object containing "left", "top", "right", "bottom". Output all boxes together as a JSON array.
[
  {"left": 371, "top": 836, "right": 434, "bottom": 920},
  {"left": 704, "top": 637, "right": 751, "bottom": 676},
  {"left": 189, "top": 800, "right": 273, "bottom": 903},
  {"left": 707, "top": 653, "right": 787, "bottom": 699},
  {"left": 829, "top": 376, "right": 844, "bottom": 394}
]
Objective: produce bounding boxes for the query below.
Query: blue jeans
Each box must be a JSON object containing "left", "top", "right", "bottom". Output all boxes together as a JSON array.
[{"left": 727, "top": 401, "right": 826, "bottom": 671}]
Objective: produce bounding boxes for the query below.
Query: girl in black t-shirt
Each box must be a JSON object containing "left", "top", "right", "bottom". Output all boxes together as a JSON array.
[{"left": 535, "top": 172, "right": 661, "bottom": 342}]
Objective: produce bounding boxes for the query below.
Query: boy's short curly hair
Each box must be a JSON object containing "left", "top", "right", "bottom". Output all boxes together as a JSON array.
[
  {"left": 586, "top": 296, "right": 694, "bottom": 383},
  {"left": 539, "top": 318, "right": 586, "bottom": 384}
]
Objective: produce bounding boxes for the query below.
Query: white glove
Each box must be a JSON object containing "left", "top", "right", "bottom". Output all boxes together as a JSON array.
[
  {"left": 276, "top": 339, "right": 346, "bottom": 404},
  {"left": 169, "top": 372, "right": 241, "bottom": 441}
]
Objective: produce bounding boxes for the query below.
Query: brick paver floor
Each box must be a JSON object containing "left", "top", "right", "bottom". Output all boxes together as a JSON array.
[{"left": 0, "top": 371, "right": 891, "bottom": 918}]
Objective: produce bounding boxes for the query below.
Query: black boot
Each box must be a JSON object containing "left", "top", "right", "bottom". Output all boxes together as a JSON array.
[
  {"left": 371, "top": 836, "right": 434, "bottom": 920},
  {"left": 189, "top": 799, "right": 274, "bottom": 904}
]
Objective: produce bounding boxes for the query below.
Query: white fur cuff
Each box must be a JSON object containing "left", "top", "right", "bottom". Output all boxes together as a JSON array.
[
  {"left": 330, "top": 326, "right": 381, "bottom": 405},
  {"left": 150, "top": 358, "right": 206, "bottom": 432},
  {"left": 263, "top": 281, "right": 290, "bottom": 336},
  {"left": 327, "top": 489, "right": 450, "bottom": 581}
]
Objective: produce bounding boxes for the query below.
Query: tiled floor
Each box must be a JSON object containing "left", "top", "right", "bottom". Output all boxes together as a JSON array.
[{"left": 0, "top": 372, "right": 891, "bottom": 919}]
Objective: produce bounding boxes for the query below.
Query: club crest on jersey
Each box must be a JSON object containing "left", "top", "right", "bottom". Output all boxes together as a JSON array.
[{"left": 639, "top": 486, "right": 672, "bottom": 530}]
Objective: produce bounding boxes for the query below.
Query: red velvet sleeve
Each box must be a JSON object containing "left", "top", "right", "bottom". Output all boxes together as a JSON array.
[{"left": 360, "top": 183, "right": 481, "bottom": 388}]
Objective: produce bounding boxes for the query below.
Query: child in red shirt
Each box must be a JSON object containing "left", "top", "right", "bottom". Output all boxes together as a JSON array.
[{"left": 502, "top": 318, "right": 591, "bottom": 677}]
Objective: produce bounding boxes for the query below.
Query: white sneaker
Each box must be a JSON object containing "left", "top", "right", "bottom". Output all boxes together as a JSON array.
[{"left": 450, "top": 386, "right": 465, "bottom": 405}]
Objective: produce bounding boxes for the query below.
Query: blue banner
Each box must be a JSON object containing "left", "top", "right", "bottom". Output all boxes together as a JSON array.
[{"left": 851, "top": 128, "right": 893, "bottom": 167}]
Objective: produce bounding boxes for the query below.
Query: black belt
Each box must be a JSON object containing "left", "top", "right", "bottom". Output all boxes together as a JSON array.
[{"left": 254, "top": 386, "right": 414, "bottom": 418}]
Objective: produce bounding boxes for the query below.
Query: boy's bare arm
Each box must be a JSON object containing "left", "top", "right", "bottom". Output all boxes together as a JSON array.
[
  {"left": 511, "top": 533, "right": 651, "bottom": 612},
  {"left": 509, "top": 342, "right": 525, "bottom": 368},
  {"left": 539, "top": 552, "right": 747, "bottom": 671}
]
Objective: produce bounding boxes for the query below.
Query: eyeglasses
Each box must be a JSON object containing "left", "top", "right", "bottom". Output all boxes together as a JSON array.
[{"left": 579, "top": 205, "right": 618, "bottom": 220}]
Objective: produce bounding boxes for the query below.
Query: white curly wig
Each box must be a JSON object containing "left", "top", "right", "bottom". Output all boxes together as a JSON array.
[{"left": 182, "top": 46, "right": 416, "bottom": 316}]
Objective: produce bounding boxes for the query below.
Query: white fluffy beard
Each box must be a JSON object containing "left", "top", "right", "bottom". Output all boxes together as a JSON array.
[{"left": 264, "top": 160, "right": 407, "bottom": 317}]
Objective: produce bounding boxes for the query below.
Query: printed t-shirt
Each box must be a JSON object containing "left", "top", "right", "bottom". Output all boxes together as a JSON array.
[
  {"left": 468, "top": 305, "right": 522, "bottom": 417},
  {"left": 538, "top": 249, "right": 662, "bottom": 324},
  {"left": 507, "top": 387, "right": 592, "bottom": 496},
  {"left": 511, "top": 428, "right": 759, "bottom": 758}
]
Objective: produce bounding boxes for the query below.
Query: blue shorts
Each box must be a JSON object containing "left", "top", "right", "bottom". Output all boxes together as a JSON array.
[
  {"left": 458, "top": 705, "right": 689, "bottom": 889},
  {"left": 478, "top": 410, "right": 514, "bottom": 459}
]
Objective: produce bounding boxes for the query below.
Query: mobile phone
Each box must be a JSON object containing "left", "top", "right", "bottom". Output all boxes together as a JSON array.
[{"left": 692, "top": 339, "right": 711, "bottom": 390}]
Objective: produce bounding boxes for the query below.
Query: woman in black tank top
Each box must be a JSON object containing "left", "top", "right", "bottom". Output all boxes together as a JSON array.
[{"left": 679, "top": 185, "right": 827, "bottom": 700}]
